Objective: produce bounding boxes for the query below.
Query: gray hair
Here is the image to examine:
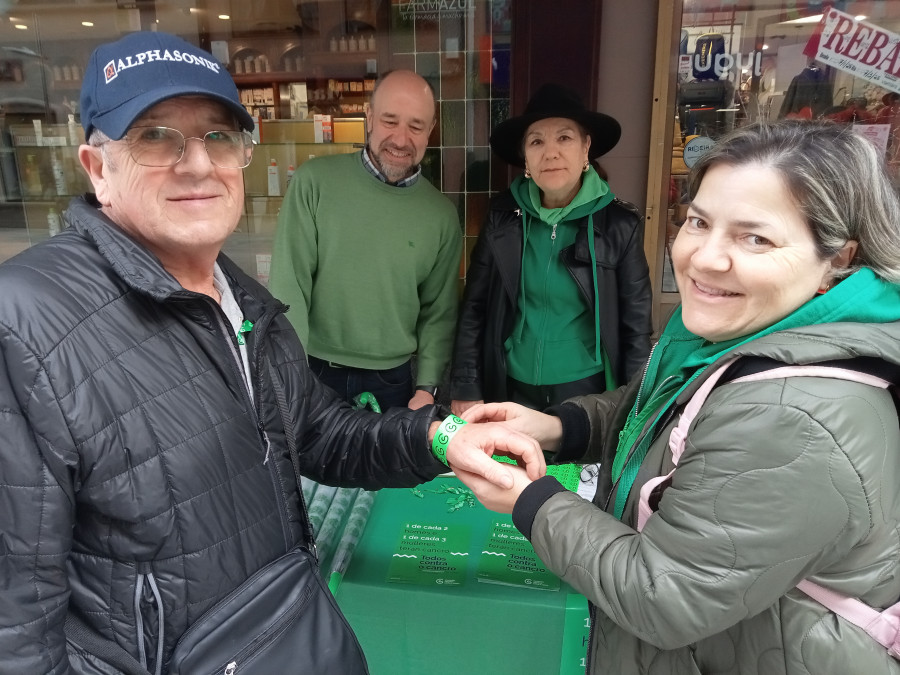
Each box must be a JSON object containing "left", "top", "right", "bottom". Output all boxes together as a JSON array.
[
  {"left": 87, "top": 127, "right": 110, "bottom": 146},
  {"left": 688, "top": 119, "right": 900, "bottom": 283},
  {"left": 87, "top": 127, "right": 117, "bottom": 170}
]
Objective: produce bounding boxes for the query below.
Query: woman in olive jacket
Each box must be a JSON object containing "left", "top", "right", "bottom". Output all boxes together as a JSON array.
[
  {"left": 455, "top": 120, "right": 900, "bottom": 674},
  {"left": 449, "top": 84, "right": 652, "bottom": 413}
]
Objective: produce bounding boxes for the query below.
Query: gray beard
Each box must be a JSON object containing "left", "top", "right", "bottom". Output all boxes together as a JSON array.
[{"left": 368, "top": 145, "right": 416, "bottom": 183}]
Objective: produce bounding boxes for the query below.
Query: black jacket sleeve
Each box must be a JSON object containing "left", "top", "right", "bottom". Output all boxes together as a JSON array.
[
  {"left": 613, "top": 206, "right": 653, "bottom": 382},
  {"left": 266, "top": 322, "right": 447, "bottom": 488},
  {"left": 448, "top": 217, "right": 496, "bottom": 402},
  {"left": 0, "top": 324, "right": 74, "bottom": 673}
]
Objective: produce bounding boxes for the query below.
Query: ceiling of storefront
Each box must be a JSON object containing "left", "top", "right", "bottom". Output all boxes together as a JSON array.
[
  {"left": 683, "top": 0, "right": 900, "bottom": 24},
  {"left": 0, "top": 1, "right": 897, "bottom": 49},
  {"left": 0, "top": 0, "right": 331, "bottom": 45},
  {"left": 0, "top": 1, "right": 236, "bottom": 44}
]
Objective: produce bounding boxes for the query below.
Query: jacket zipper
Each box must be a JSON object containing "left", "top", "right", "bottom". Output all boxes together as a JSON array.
[
  {"left": 206, "top": 299, "right": 273, "bottom": 467},
  {"left": 208, "top": 296, "right": 300, "bottom": 552},
  {"left": 209, "top": 303, "right": 258, "bottom": 426},
  {"left": 604, "top": 342, "right": 660, "bottom": 510},
  {"left": 210, "top": 582, "right": 314, "bottom": 675},
  {"left": 264, "top": 356, "right": 319, "bottom": 560},
  {"left": 209, "top": 286, "right": 319, "bottom": 556},
  {"left": 603, "top": 402, "right": 679, "bottom": 513},
  {"left": 604, "top": 342, "right": 683, "bottom": 513},
  {"left": 250, "top": 305, "right": 317, "bottom": 553},
  {"left": 134, "top": 567, "right": 165, "bottom": 675},
  {"left": 245, "top": 301, "right": 319, "bottom": 557},
  {"left": 605, "top": 356, "right": 720, "bottom": 511},
  {"left": 534, "top": 223, "right": 559, "bottom": 381},
  {"left": 631, "top": 342, "right": 657, "bottom": 416}
]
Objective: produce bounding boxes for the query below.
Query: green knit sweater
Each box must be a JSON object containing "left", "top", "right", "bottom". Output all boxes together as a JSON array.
[{"left": 268, "top": 152, "right": 462, "bottom": 386}]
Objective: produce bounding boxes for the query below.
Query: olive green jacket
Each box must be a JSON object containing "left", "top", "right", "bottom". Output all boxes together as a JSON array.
[{"left": 517, "top": 321, "right": 900, "bottom": 674}]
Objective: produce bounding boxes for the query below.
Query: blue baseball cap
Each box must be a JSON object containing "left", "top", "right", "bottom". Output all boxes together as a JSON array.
[{"left": 80, "top": 31, "right": 254, "bottom": 140}]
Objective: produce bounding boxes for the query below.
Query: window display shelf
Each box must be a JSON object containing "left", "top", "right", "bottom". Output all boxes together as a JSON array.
[
  {"left": 5, "top": 128, "right": 90, "bottom": 206},
  {"left": 233, "top": 72, "right": 308, "bottom": 85}
]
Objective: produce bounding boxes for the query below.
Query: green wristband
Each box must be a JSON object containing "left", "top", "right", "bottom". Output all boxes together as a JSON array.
[{"left": 431, "top": 414, "right": 467, "bottom": 466}]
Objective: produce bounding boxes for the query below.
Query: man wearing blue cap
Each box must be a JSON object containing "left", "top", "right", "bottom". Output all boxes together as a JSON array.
[{"left": 0, "top": 31, "right": 544, "bottom": 674}]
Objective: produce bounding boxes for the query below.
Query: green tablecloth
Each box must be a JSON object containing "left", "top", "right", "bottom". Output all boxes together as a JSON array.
[{"left": 334, "top": 476, "right": 590, "bottom": 675}]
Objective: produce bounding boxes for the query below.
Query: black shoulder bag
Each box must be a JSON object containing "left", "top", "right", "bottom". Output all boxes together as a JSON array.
[{"left": 167, "top": 362, "right": 369, "bottom": 674}]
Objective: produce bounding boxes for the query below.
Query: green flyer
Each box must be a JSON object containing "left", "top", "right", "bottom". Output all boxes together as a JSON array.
[
  {"left": 387, "top": 521, "right": 470, "bottom": 587},
  {"left": 476, "top": 518, "right": 560, "bottom": 591},
  {"left": 493, "top": 456, "right": 583, "bottom": 492}
]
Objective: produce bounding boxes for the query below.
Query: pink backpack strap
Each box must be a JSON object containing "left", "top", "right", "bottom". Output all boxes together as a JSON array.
[
  {"left": 636, "top": 364, "right": 891, "bottom": 532},
  {"left": 636, "top": 363, "right": 734, "bottom": 531},
  {"left": 728, "top": 365, "right": 892, "bottom": 389},
  {"left": 797, "top": 579, "right": 900, "bottom": 658},
  {"left": 635, "top": 359, "right": 899, "bottom": 658}
]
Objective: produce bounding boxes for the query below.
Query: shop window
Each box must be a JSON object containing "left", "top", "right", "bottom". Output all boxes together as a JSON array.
[
  {"left": 0, "top": 0, "right": 513, "bottom": 287},
  {"left": 647, "top": 1, "right": 900, "bottom": 333}
]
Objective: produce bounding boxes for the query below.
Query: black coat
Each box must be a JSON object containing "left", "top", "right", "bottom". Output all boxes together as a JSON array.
[
  {"left": 450, "top": 190, "right": 652, "bottom": 403},
  {"left": 778, "top": 66, "right": 833, "bottom": 118},
  {"left": 0, "top": 197, "right": 445, "bottom": 674}
]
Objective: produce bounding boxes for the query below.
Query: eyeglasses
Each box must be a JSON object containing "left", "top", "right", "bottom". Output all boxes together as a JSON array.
[{"left": 119, "top": 126, "right": 254, "bottom": 169}]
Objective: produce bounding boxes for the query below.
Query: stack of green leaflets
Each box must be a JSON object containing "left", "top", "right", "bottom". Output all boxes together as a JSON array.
[
  {"left": 476, "top": 517, "right": 560, "bottom": 590},
  {"left": 316, "top": 487, "right": 360, "bottom": 563},
  {"left": 300, "top": 476, "right": 318, "bottom": 502},
  {"left": 387, "top": 521, "right": 471, "bottom": 587},
  {"left": 321, "top": 391, "right": 381, "bottom": 592},
  {"left": 327, "top": 489, "right": 377, "bottom": 594},
  {"left": 493, "top": 456, "right": 582, "bottom": 492},
  {"left": 307, "top": 484, "right": 338, "bottom": 536}
]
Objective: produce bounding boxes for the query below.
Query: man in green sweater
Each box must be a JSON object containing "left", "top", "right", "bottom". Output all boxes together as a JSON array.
[{"left": 270, "top": 70, "right": 462, "bottom": 410}]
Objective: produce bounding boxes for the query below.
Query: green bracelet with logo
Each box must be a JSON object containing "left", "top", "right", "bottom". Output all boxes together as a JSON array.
[{"left": 431, "top": 414, "right": 467, "bottom": 466}]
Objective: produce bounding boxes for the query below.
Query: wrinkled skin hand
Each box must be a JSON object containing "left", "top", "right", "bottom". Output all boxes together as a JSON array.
[
  {"left": 461, "top": 402, "right": 563, "bottom": 453},
  {"left": 430, "top": 419, "right": 546, "bottom": 489},
  {"left": 451, "top": 398, "right": 483, "bottom": 416},
  {"left": 408, "top": 390, "right": 434, "bottom": 410},
  {"left": 452, "top": 463, "right": 533, "bottom": 514}
]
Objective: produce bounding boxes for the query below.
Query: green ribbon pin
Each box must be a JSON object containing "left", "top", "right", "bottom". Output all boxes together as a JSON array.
[{"left": 236, "top": 319, "right": 254, "bottom": 346}]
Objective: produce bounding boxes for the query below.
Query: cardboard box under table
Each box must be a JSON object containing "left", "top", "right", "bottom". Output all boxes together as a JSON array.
[{"left": 334, "top": 475, "right": 590, "bottom": 675}]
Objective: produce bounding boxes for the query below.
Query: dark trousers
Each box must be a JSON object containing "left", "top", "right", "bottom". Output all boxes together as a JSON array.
[
  {"left": 308, "top": 356, "right": 413, "bottom": 410},
  {"left": 506, "top": 371, "right": 607, "bottom": 410}
]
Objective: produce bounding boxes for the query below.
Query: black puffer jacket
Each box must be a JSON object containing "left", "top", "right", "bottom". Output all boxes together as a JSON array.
[
  {"left": 0, "top": 197, "right": 446, "bottom": 674},
  {"left": 450, "top": 190, "right": 652, "bottom": 402}
]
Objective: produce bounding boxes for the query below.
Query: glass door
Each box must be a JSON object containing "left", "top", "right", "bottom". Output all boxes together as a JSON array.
[{"left": 646, "top": 0, "right": 900, "bottom": 333}]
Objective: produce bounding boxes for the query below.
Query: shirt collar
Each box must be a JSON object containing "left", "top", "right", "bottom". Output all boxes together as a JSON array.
[{"left": 361, "top": 147, "right": 421, "bottom": 187}]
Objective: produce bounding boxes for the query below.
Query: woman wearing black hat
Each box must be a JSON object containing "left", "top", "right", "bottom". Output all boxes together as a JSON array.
[{"left": 449, "top": 84, "right": 653, "bottom": 413}]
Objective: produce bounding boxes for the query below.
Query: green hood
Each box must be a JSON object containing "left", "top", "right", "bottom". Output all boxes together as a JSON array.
[
  {"left": 510, "top": 168, "right": 613, "bottom": 222},
  {"left": 612, "top": 267, "right": 900, "bottom": 518}
]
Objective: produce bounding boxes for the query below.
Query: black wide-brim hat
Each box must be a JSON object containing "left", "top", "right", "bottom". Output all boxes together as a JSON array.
[{"left": 490, "top": 83, "right": 621, "bottom": 168}]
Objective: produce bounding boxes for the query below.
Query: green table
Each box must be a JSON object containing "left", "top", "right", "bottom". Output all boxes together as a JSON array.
[{"left": 334, "top": 476, "right": 590, "bottom": 675}]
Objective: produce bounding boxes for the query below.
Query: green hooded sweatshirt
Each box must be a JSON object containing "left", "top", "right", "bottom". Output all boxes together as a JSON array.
[
  {"left": 504, "top": 168, "right": 616, "bottom": 387},
  {"left": 611, "top": 267, "right": 900, "bottom": 519}
]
